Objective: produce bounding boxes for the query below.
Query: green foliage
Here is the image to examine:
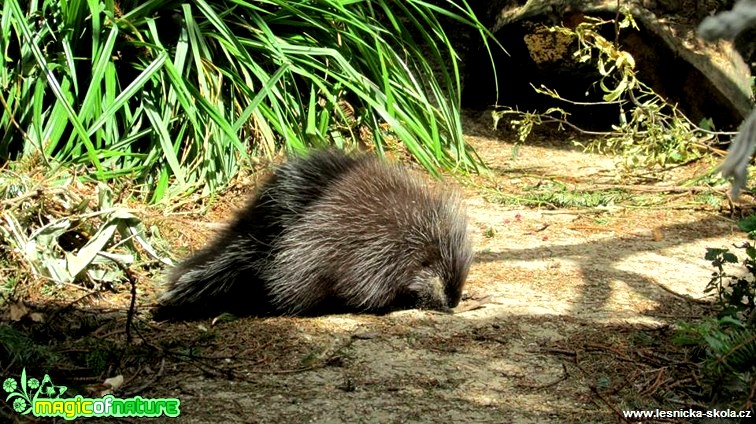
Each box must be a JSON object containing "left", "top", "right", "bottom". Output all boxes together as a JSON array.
[
  {"left": 0, "top": 166, "right": 167, "bottom": 288},
  {"left": 528, "top": 184, "right": 625, "bottom": 208},
  {"left": 81, "top": 338, "right": 120, "bottom": 374},
  {"left": 704, "top": 245, "right": 756, "bottom": 320},
  {"left": 1, "top": 0, "right": 491, "bottom": 202},
  {"left": 674, "top": 317, "right": 756, "bottom": 409},
  {"left": 737, "top": 214, "right": 756, "bottom": 239},
  {"left": 492, "top": 107, "right": 568, "bottom": 143},
  {"left": 488, "top": 180, "right": 629, "bottom": 209},
  {"left": 694, "top": 192, "right": 723, "bottom": 209},
  {"left": 492, "top": 10, "right": 709, "bottom": 172},
  {"left": 673, "top": 245, "right": 756, "bottom": 411},
  {"left": 0, "top": 324, "right": 62, "bottom": 371}
]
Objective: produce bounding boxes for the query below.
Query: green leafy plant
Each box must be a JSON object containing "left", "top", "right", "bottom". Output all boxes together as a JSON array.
[
  {"left": 1, "top": 0, "right": 493, "bottom": 202},
  {"left": 737, "top": 214, "right": 756, "bottom": 239},
  {"left": 674, "top": 316, "right": 756, "bottom": 410},
  {"left": 0, "top": 167, "right": 167, "bottom": 288},
  {"left": 672, "top": 245, "right": 756, "bottom": 412},
  {"left": 492, "top": 9, "right": 713, "bottom": 172},
  {"left": 487, "top": 180, "right": 629, "bottom": 208},
  {"left": 0, "top": 324, "right": 62, "bottom": 372},
  {"left": 704, "top": 245, "right": 756, "bottom": 320}
]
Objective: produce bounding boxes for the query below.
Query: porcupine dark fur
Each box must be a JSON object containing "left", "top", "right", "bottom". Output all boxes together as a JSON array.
[{"left": 153, "top": 149, "right": 473, "bottom": 320}]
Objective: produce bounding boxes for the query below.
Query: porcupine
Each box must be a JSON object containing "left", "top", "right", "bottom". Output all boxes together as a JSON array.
[{"left": 153, "top": 149, "right": 473, "bottom": 320}]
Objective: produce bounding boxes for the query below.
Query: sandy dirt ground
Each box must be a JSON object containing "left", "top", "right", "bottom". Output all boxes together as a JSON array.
[{"left": 122, "top": 112, "right": 751, "bottom": 424}]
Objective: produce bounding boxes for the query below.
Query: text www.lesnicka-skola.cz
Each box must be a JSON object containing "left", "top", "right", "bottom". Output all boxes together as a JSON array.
[{"left": 622, "top": 408, "right": 751, "bottom": 420}]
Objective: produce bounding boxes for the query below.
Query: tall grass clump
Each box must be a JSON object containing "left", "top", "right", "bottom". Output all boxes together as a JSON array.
[{"left": 1, "top": 0, "right": 493, "bottom": 202}]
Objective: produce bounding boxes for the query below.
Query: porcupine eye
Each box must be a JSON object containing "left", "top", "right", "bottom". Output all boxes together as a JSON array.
[{"left": 418, "top": 248, "right": 438, "bottom": 269}]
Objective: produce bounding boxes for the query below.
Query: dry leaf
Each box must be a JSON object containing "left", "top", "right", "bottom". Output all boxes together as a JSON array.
[
  {"left": 9, "top": 302, "right": 29, "bottom": 321},
  {"left": 103, "top": 375, "right": 124, "bottom": 391}
]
